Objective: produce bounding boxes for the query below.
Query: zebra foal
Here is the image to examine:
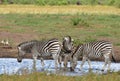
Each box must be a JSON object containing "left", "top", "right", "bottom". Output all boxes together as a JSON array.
[{"left": 70, "top": 40, "right": 116, "bottom": 71}]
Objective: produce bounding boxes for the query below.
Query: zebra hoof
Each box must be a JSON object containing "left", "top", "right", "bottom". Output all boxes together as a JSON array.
[
  {"left": 101, "top": 69, "right": 104, "bottom": 72},
  {"left": 70, "top": 67, "right": 74, "bottom": 72},
  {"left": 79, "top": 68, "right": 82, "bottom": 71},
  {"left": 41, "top": 68, "right": 45, "bottom": 71},
  {"left": 89, "top": 68, "right": 92, "bottom": 72}
]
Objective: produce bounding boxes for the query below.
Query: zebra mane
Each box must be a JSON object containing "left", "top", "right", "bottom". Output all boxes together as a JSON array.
[
  {"left": 17, "top": 40, "right": 38, "bottom": 47},
  {"left": 17, "top": 40, "right": 38, "bottom": 53}
]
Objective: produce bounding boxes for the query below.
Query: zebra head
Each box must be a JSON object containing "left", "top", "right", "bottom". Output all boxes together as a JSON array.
[
  {"left": 62, "top": 36, "right": 73, "bottom": 53},
  {"left": 17, "top": 46, "right": 25, "bottom": 63},
  {"left": 70, "top": 45, "right": 83, "bottom": 71},
  {"left": 17, "top": 40, "right": 38, "bottom": 63}
]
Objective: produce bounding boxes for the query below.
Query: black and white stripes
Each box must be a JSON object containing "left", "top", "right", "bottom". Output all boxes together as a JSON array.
[
  {"left": 32, "top": 38, "right": 61, "bottom": 57},
  {"left": 17, "top": 38, "right": 62, "bottom": 69},
  {"left": 70, "top": 40, "right": 116, "bottom": 71},
  {"left": 17, "top": 37, "right": 116, "bottom": 71}
]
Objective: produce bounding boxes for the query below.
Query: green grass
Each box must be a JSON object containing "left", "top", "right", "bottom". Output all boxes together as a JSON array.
[
  {"left": 0, "top": 13, "right": 120, "bottom": 45},
  {"left": 2, "top": 0, "right": 120, "bottom": 8},
  {"left": 0, "top": 72, "right": 120, "bottom": 81}
]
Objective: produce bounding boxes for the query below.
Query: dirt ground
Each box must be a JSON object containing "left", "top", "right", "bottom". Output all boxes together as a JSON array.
[{"left": 0, "top": 31, "right": 120, "bottom": 62}]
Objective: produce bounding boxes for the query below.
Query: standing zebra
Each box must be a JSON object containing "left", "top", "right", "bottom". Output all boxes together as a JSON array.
[
  {"left": 70, "top": 40, "right": 116, "bottom": 71},
  {"left": 17, "top": 38, "right": 62, "bottom": 70}
]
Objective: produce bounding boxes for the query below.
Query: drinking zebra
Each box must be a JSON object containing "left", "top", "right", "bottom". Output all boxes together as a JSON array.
[
  {"left": 17, "top": 39, "right": 62, "bottom": 70},
  {"left": 60, "top": 36, "right": 74, "bottom": 70},
  {"left": 70, "top": 40, "right": 116, "bottom": 71},
  {"left": 17, "top": 36, "right": 73, "bottom": 70}
]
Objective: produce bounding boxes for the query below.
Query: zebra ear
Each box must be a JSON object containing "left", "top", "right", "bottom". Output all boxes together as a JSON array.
[
  {"left": 18, "top": 47, "right": 21, "bottom": 50},
  {"left": 64, "top": 37, "right": 68, "bottom": 41},
  {"left": 71, "top": 39, "right": 74, "bottom": 42}
]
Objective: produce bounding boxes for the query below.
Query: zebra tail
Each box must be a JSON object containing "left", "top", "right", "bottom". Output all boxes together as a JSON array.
[
  {"left": 111, "top": 48, "right": 116, "bottom": 63},
  {"left": 112, "top": 55, "right": 116, "bottom": 63}
]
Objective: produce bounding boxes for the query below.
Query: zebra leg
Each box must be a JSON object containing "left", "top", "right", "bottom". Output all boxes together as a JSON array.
[
  {"left": 52, "top": 54, "right": 59, "bottom": 70},
  {"left": 40, "top": 57, "right": 45, "bottom": 70},
  {"left": 87, "top": 58, "right": 92, "bottom": 71},
  {"left": 58, "top": 55, "right": 62, "bottom": 69},
  {"left": 80, "top": 56, "right": 87, "bottom": 71},
  {"left": 63, "top": 54, "right": 69, "bottom": 70},
  {"left": 70, "top": 55, "right": 77, "bottom": 71},
  {"left": 107, "top": 60, "right": 111, "bottom": 71},
  {"left": 102, "top": 54, "right": 110, "bottom": 71},
  {"left": 33, "top": 56, "right": 37, "bottom": 72}
]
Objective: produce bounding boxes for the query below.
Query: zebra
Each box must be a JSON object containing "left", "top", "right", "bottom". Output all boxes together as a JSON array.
[
  {"left": 70, "top": 40, "right": 116, "bottom": 71},
  {"left": 60, "top": 36, "right": 74, "bottom": 70},
  {"left": 17, "top": 36, "right": 73, "bottom": 70},
  {"left": 17, "top": 39, "right": 62, "bottom": 70}
]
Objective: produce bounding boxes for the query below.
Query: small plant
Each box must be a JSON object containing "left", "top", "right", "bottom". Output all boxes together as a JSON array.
[
  {"left": 71, "top": 17, "right": 80, "bottom": 26},
  {"left": 71, "top": 15, "right": 90, "bottom": 27}
]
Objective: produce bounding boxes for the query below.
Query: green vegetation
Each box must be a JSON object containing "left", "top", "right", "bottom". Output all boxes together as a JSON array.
[
  {"left": 0, "top": 72, "right": 120, "bottom": 81},
  {"left": 1, "top": 0, "right": 120, "bottom": 8},
  {"left": 0, "top": 13, "right": 120, "bottom": 45}
]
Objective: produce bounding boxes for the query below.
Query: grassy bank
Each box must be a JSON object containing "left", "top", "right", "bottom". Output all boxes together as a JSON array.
[
  {"left": 0, "top": 72, "right": 120, "bottom": 81},
  {"left": 0, "top": 13, "right": 120, "bottom": 46}
]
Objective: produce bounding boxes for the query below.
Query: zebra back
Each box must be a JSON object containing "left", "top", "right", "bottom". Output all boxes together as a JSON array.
[
  {"left": 73, "top": 40, "right": 113, "bottom": 58},
  {"left": 32, "top": 38, "right": 62, "bottom": 57}
]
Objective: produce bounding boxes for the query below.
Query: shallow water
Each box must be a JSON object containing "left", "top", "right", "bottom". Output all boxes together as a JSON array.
[{"left": 0, "top": 58, "right": 120, "bottom": 76}]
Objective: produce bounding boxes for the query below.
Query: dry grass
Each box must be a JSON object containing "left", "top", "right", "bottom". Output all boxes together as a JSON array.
[{"left": 0, "top": 5, "right": 120, "bottom": 15}]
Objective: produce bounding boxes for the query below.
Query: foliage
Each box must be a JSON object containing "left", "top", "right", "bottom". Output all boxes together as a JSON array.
[{"left": 0, "top": 0, "right": 120, "bottom": 7}]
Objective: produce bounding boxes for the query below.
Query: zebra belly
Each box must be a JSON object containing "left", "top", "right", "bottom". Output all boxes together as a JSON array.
[
  {"left": 88, "top": 52, "right": 102, "bottom": 58},
  {"left": 38, "top": 52, "right": 52, "bottom": 57}
]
